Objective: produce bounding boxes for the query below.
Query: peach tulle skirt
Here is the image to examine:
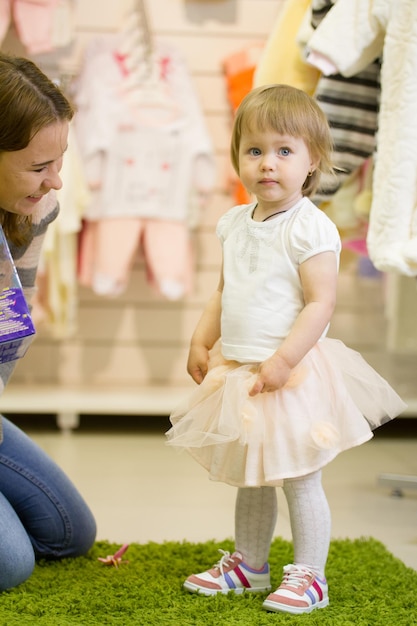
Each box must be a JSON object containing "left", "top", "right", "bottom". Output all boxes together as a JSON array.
[{"left": 166, "top": 339, "right": 407, "bottom": 487}]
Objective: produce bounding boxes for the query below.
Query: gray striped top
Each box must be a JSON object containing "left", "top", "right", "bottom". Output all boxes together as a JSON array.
[{"left": 0, "top": 191, "right": 59, "bottom": 442}]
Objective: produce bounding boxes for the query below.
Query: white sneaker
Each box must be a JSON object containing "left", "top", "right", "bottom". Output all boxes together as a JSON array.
[
  {"left": 262, "top": 564, "right": 329, "bottom": 614},
  {"left": 183, "top": 550, "right": 271, "bottom": 596}
]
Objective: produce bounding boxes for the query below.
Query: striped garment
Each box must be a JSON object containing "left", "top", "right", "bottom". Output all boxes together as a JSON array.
[
  {"left": 0, "top": 191, "right": 59, "bottom": 442},
  {"left": 313, "top": 60, "right": 381, "bottom": 202},
  {"left": 308, "top": 0, "right": 381, "bottom": 203}
]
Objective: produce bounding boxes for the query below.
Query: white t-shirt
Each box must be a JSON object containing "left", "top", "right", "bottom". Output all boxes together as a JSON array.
[{"left": 217, "top": 197, "right": 341, "bottom": 363}]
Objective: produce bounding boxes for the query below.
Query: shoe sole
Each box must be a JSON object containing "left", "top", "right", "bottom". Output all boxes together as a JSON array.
[
  {"left": 263, "top": 597, "right": 329, "bottom": 614},
  {"left": 184, "top": 580, "right": 271, "bottom": 596}
]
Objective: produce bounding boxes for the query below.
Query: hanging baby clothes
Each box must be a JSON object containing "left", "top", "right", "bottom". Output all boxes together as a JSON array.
[
  {"left": 78, "top": 217, "right": 194, "bottom": 300},
  {"left": 0, "top": 0, "right": 75, "bottom": 54},
  {"left": 74, "top": 27, "right": 215, "bottom": 299},
  {"left": 292, "top": 0, "right": 380, "bottom": 248},
  {"left": 253, "top": 0, "right": 321, "bottom": 95},
  {"left": 304, "top": 1, "right": 381, "bottom": 211},
  {"left": 306, "top": 0, "right": 417, "bottom": 277}
]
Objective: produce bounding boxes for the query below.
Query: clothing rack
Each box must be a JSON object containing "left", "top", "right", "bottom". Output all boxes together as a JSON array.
[{"left": 378, "top": 473, "right": 417, "bottom": 497}]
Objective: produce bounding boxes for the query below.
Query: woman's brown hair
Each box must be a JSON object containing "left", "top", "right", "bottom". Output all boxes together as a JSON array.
[{"left": 0, "top": 53, "right": 74, "bottom": 245}]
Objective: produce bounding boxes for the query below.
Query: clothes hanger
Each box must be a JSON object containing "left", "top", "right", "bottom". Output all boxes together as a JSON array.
[{"left": 114, "top": 0, "right": 181, "bottom": 126}]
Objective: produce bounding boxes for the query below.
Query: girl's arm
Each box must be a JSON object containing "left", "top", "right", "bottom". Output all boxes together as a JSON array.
[
  {"left": 249, "top": 251, "right": 338, "bottom": 395},
  {"left": 187, "top": 266, "right": 224, "bottom": 384}
]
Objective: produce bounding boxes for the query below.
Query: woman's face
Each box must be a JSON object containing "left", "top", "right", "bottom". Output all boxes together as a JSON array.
[{"left": 0, "top": 120, "right": 69, "bottom": 216}]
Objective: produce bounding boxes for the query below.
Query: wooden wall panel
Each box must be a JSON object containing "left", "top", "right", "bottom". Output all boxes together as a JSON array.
[
  {"left": 5, "top": 0, "right": 286, "bottom": 398},
  {"left": 2, "top": 1, "right": 416, "bottom": 420}
]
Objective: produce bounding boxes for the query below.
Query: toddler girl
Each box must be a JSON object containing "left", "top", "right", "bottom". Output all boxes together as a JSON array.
[{"left": 166, "top": 84, "right": 406, "bottom": 615}]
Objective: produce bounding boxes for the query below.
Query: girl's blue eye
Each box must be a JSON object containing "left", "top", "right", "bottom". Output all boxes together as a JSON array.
[
  {"left": 249, "top": 148, "right": 261, "bottom": 156},
  {"left": 279, "top": 148, "right": 290, "bottom": 156}
]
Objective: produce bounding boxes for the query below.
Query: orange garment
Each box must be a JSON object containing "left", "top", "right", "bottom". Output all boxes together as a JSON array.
[{"left": 222, "top": 44, "right": 264, "bottom": 205}]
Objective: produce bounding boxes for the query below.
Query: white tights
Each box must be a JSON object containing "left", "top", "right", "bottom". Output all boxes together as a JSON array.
[{"left": 235, "top": 470, "right": 331, "bottom": 576}]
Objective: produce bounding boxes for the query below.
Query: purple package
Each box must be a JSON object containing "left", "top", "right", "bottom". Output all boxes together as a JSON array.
[{"left": 0, "top": 228, "right": 35, "bottom": 363}]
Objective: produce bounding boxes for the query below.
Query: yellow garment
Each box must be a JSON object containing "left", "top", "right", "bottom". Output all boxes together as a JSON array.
[
  {"left": 253, "top": 0, "right": 321, "bottom": 94},
  {"left": 321, "top": 170, "right": 363, "bottom": 231}
]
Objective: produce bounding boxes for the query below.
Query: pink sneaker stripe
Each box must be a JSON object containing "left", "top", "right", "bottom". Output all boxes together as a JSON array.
[
  {"left": 312, "top": 580, "right": 324, "bottom": 601},
  {"left": 233, "top": 566, "right": 251, "bottom": 588}
]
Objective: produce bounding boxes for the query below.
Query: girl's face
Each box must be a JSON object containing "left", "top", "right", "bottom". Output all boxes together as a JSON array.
[
  {"left": 0, "top": 120, "right": 68, "bottom": 216},
  {"left": 238, "top": 126, "right": 318, "bottom": 217}
]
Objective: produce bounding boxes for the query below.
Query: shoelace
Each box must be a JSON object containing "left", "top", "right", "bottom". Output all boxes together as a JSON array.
[
  {"left": 282, "top": 564, "right": 313, "bottom": 588},
  {"left": 214, "top": 550, "right": 237, "bottom": 578}
]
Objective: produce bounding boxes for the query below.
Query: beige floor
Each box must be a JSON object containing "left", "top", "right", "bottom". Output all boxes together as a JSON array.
[{"left": 18, "top": 414, "right": 417, "bottom": 573}]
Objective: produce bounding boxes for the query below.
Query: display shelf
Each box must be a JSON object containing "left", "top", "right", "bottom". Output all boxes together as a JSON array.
[
  {"left": 0, "top": 385, "right": 193, "bottom": 431},
  {"left": 0, "top": 384, "right": 415, "bottom": 432}
]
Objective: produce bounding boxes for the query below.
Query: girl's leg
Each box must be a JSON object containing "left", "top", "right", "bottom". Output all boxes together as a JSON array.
[
  {"left": 262, "top": 470, "right": 331, "bottom": 614},
  {"left": 183, "top": 486, "right": 276, "bottom": 595},
  {"left": 0, "top": 418, "right": 96, "bottom": 569},
  {"left": 235, "top": 486, "right": 278, "bottom": 569},
  {"left": 283, "top": 470, "right": 331, "bottom": 574}
]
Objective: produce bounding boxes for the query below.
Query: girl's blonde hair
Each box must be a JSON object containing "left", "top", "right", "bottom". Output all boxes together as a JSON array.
[{"left": 230, "top": 84, "right": 334, "bottom": 197}]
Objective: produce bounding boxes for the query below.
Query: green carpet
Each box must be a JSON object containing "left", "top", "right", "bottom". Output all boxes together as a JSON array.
[{"left": 1, "top": 537, "right": 416, "bottom": 625}]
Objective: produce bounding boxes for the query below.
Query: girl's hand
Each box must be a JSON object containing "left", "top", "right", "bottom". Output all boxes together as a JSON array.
[
  {"left": 248, "top": 353, "right": 291, "bottom": 396},
  {"left": 187, "top": 344, "right": 210, "bottom": 384}
]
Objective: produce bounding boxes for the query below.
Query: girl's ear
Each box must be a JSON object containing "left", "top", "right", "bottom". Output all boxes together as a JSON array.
[{"left": 309, "top": 156, "right": 320, "bottom": 173}]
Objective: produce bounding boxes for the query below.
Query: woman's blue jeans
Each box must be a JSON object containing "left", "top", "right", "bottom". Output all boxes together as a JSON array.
[{"left": 0, "top": 417, "right": 96, "bottom": 591}]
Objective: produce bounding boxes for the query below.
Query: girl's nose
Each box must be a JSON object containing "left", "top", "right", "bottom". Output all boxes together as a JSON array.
[{"left": 260, "top": 154, "right": 274, "bottom": 170}]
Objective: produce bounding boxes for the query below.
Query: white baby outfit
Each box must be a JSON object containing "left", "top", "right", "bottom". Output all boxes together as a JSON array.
[{"left": 166, "top": 198, "right": 406, "bottom": 487}]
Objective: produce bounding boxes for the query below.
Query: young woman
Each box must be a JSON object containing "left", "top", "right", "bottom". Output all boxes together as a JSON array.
[{"left": 0, "top": 52, "right": 96, "bottom": 592}]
